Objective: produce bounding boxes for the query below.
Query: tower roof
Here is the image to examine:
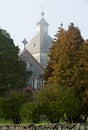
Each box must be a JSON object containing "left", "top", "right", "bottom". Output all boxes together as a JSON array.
[
  {"left": 26, "top": 12, "right": 52, "bottom": 68},
  {"left": 36, "top": 12, "right": 49, "bottom": 26},
  {"left": 36, "top": 17, "right": 49, "bottom": 26}
]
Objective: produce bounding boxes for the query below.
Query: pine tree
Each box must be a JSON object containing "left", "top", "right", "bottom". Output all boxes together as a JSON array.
[
  {"left": 43, "top": 23, "right": 86, "bottom": 122},
  {"left": 0, "top": 28, "right": 30, "bottom": 96},
  {"left": 44, "top": 23, "right": 84, "bottom": 88},
  {"left": 74, "top": 40, "right": 88, "bottom": 122}
]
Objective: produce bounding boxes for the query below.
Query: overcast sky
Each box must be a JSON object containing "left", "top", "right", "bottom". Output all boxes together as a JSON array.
[{"left": 0, "top": 0, "right": 88, "bottom": 50}]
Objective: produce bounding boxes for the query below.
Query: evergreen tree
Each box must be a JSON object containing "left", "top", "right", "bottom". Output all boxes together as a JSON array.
[
  {"left": 44, "top": 24, "right": 66, "bottom": 83},
  {"left": 74, "top": 40, "right": 88, "bottom": 122},
  {"left": 44, "top": 23, "right": 84, "bottom": 88},
  {"left": 0, "top": 28, "right": 30, "bottom": 96},
  {"left": 43, "top": 23, "right": 86, "bottom": 122}
]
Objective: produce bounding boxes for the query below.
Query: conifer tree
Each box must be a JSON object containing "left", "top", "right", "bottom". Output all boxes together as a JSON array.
[
  {"left": 44, "top": 23, "right": 84, "bottom": 89},
  {"left": 43, "top": 23, "right": 87, "bottom": 122},
  {"left": 0, "top": 28, "right": 30, "bottom": 96},
  {"left": 74, "top": 40, "right": 88, "bottom": 122}
]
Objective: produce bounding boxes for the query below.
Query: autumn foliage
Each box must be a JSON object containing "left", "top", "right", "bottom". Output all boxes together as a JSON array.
[{"left": 39, "top": 23, "right": 88, "bottom": 123}]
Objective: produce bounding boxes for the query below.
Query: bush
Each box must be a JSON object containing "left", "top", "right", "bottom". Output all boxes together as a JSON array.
[
  {"left": 0, "top": 91, "right": 26, "bottom": 124},
  {"left": 20, "top": 102, "right": 40, "bottom": 123}
]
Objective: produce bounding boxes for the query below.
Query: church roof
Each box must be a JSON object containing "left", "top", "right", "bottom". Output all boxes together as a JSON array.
[
  {"left": 27, "top": 33, "right": 52, "bottom": 54},
  {"left": 26, "top": 13, "right": 52, "bottom": 68},
  {"left": 36, "top": 17, "right": 49, "bottom": 26},
  {"left": 19, "top": 49, "right": 44, "bottom": 73},
  {"left": 27, "top": 13, "right": 52, "bottom": 54}
]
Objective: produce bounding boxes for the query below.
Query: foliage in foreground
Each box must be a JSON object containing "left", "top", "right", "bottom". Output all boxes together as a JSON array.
[
  {"left": 0, "top": 23, "right": 88, "bottom": 124},
  {"left": 0, "top": 91, "right": 27, "bottom": 124},
  {"left": 35, "top": 85, "right": 80, "bottom": 123},
  {"left": 0, "top": 28, "right": 30, "bottom": 96},
  {"left": 20, "top": 102, "right": 40, "bottom": 123},
  {"left": 43, "top": 23, "right": 88, "bottom": 123}
]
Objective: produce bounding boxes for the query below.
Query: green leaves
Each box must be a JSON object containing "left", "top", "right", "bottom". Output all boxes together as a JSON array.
[
  {"left": 20, "top": 102, "right": 40, "bottom": 123},
  {"left": 0, "top": 92, "right": 25, "bottom": 124},
  {"left": 0, "top": 28, "right": 30, "bottom": 95}
]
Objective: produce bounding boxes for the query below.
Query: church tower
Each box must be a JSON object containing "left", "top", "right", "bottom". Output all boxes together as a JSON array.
[{"left": 27, "top": 12, "right": 52, "bottom": 68}]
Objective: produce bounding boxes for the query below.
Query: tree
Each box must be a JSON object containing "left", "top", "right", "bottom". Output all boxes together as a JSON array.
[
  {"left": 0, "top": 28, "right": 30, "bottom": 96},
  {"left": 44, "top": 25, "right": 66, "bottom": 83},
  {"left": 0, "top": 91, "right": 26, "bottom": 124},
  {"left": 44, "top": 23, "right": 83, "bottom": 86},
  {"left": 36, "top": 84, "right": 79, "bottom": 123},
  {"left": 73, "top": 40, "right": 88, "bottom": 122},
  {"left": 20, "top": 102, "right": 33, "bottom": 123},
  {"left": 62, "top": 89, "right": 80, "bottom": 123},
  {"left": 43, "top": 23, "right": 86, "bottom": 123},
  {"left": 20, "top": 102, "right": 40, "bottom": 123},
  {"left": 36, "top": 85, "right": 64, "bottom": 123}
]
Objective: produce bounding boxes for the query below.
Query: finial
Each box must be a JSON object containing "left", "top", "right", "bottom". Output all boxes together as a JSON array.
[
  {"left": 41, "top": 5, "right": 44, "bottom": 17},
  {"left": 22, "top": 38, "right": 28, "bottom": 50}
]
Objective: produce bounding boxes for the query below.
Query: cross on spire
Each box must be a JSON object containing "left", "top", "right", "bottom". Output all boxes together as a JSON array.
[{"left": 22, "top": 38, "right": 28, "bottom": 50}]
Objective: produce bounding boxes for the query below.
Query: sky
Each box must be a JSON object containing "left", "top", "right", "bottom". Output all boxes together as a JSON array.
[{"left": 0, "top": 0, "right": 88, "bottom": 50}]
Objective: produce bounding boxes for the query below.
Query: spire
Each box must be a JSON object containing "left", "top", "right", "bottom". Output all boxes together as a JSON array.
[
  {"left": 36, "top": 9, "right": 49, "bottom": 34},
  {"left": 41, "top": 5, "right": 44, "bottom": 17},
  {"left": 36, "top": 7, "right": 48, "bottom": 26}
]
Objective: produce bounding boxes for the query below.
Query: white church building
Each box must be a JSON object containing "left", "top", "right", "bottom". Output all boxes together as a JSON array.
[{"left": 19, "top": 12, "right": 52, "bottom": 91}]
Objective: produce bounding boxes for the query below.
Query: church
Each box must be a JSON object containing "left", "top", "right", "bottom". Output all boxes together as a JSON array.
[{"left": 19, "top": 12, "right": 52, "bottom": 92}]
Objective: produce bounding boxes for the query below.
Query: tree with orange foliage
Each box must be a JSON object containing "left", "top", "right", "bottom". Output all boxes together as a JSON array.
[{"left": 43, "top": 23, "right": 88, "bottom": 123}]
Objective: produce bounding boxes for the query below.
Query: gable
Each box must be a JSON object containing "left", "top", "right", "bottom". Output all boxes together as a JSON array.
[{"left": 19, "top": 50, "right": 44, "bottom": 76}]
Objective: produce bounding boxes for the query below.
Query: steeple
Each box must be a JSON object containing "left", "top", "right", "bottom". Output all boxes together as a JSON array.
[
  {"left": 36, "top": 12, "right": 49, "bottom": 34},
  {"left": 27, "top": 12, "right": 52, "bottom": 68}
]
